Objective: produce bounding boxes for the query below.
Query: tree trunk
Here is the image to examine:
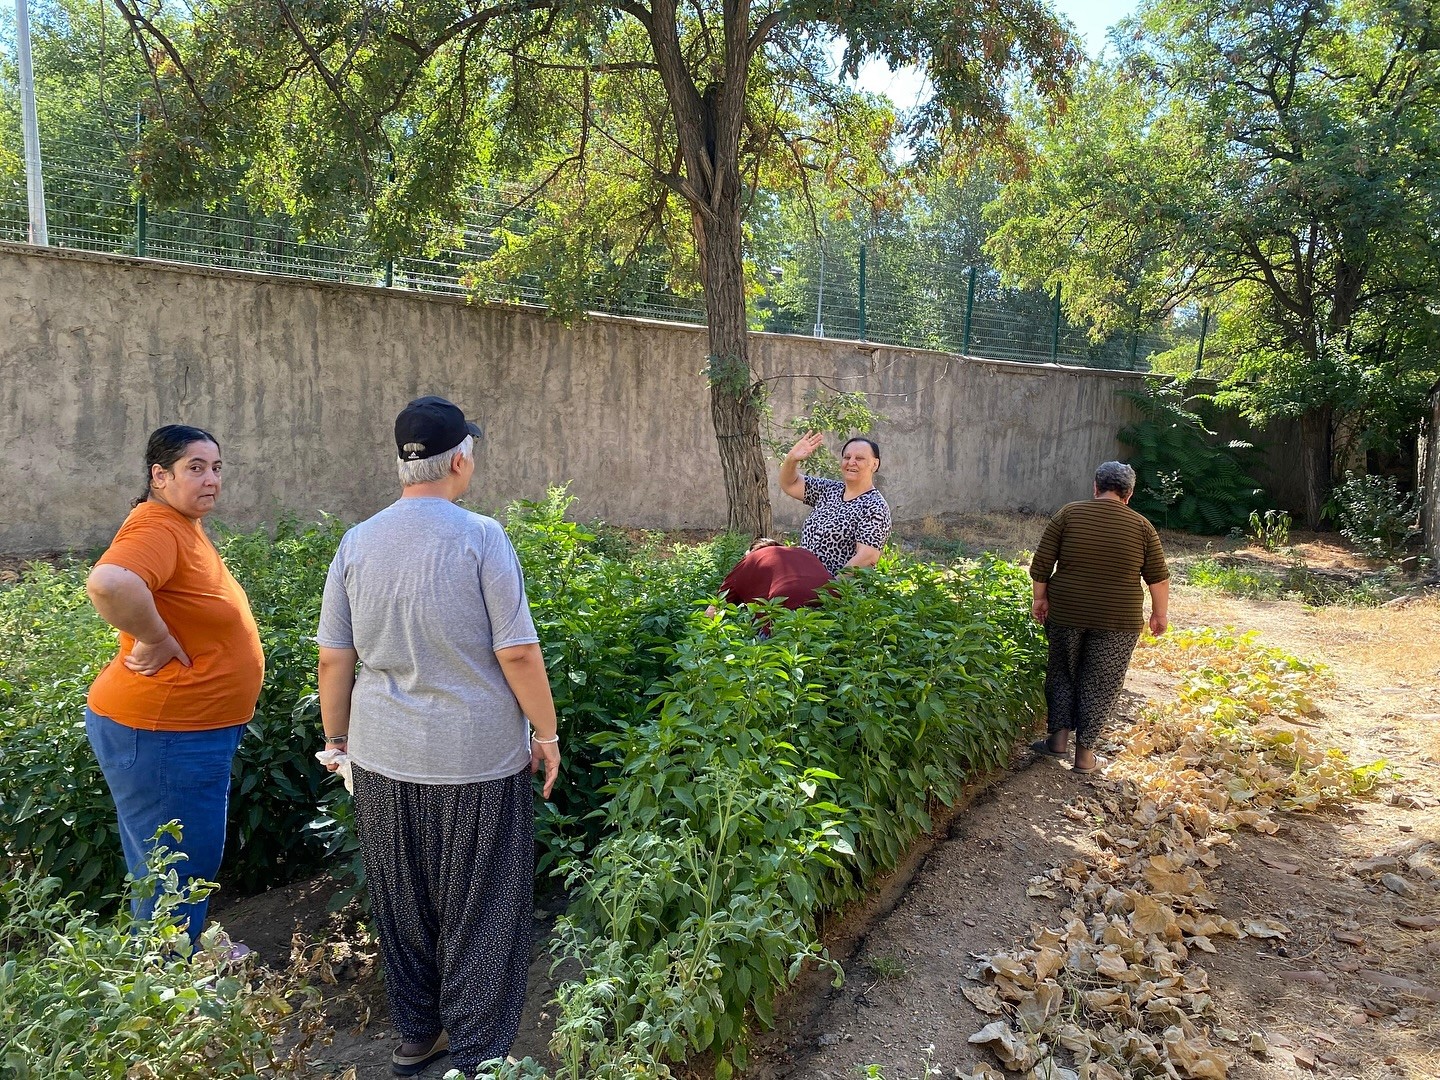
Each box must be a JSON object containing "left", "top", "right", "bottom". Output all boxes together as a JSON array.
[
  {"left": 698, "top": 203, "right": 771, "bottom": 536},
  {"left": 1299, "top": 404, "right": 1333, "bottom": 529}
]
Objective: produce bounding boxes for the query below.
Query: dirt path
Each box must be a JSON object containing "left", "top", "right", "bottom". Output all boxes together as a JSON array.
[
  {"left": 224, "top": 572, "right": 1440, "bottom": 1080},
  {"left": 741, "top": 587, "right": 1440, "bottom": 1080}
]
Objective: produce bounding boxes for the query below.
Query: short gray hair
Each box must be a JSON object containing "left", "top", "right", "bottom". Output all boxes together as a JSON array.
[
  {"left": 398, "top": 435, "right": 473, "bottom": 486},
  {"left": 1095, "top": 460, "right": 1137, "bottom": 496}
]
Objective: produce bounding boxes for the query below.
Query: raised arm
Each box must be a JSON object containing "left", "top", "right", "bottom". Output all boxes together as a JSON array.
[{"left": 779, "top": 431, "right": 824, "bottom": 502}]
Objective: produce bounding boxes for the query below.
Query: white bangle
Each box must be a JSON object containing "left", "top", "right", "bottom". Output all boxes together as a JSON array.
[{"left": 530, "top": 733, "right": 559, "bottom": 745}]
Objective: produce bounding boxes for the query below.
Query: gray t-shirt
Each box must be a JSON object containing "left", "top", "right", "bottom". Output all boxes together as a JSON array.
[{"left": 316, "top": 497, "right": 539, "bottom": 784}]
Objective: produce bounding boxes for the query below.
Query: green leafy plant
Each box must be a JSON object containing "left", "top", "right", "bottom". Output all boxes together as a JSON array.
[
  {"left": 1118, "top": 380, "right": 1266, "bottom": 533},
  {"left": 0, "top": 830, "right": 317, "bottom": 1078},
  {"left": 765, "top": 390, "right": 888, "bottom": 479},
  {"left": 1183, "top": 556, "right": 1388, "bottom": 607},
  {"left": 1247, "top": 509, "right": 1291, "bottom": 551},
  {"left": 546, "top": 553, "right": 1046, "bottom": 1076},
  {"left": 1331, "top": 472, "right": 1417, "bottom": 559}
]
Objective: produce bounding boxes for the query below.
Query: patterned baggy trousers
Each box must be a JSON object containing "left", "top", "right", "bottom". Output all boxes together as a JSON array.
[
  {"left": 352, "top": 765, "right": 534, "bottom": 1071},
  {"left": 1043, "top": 624, "right": 1140, "bottom": 748}
]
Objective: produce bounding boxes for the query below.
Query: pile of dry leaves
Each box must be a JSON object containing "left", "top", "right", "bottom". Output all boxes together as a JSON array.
[{"left": 956, "top": 628, "right": 1386, "bottom": 1080}]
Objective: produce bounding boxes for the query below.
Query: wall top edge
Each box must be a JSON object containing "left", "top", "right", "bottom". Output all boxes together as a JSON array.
[{"left": 0, "top": 240, "right": 1186, "bottom": 383}]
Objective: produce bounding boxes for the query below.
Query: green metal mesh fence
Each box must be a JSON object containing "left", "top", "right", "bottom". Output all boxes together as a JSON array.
[{"left": 2, "top": 127, "right": 1184, "bottom": 369}]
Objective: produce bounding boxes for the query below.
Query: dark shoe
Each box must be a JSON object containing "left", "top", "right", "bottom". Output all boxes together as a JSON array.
[
  {"left": 392, "top": 1031, "right": 449, "bottom": 1076},
  {"left": 1030, "top": 738, "right": 1066, "bottom": 760}
]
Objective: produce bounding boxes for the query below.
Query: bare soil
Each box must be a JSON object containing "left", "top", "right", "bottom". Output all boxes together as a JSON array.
[{"left": 218, "top": 523, "right": 1440, "bottom": 1079}]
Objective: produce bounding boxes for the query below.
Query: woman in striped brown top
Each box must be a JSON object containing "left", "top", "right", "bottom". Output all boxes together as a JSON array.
[{"left": 1029, "top": 461, "right": 1170, "bottom": 774}]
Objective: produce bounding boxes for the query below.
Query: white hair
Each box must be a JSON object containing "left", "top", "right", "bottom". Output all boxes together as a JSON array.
[{"left": 397, "top": 435, "right": 474, "bottom": 486}]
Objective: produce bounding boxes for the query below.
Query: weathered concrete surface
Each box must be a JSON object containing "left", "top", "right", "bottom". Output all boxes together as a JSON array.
[{"left": 0, "top": 243, "right": 1302, "bottom": 551}]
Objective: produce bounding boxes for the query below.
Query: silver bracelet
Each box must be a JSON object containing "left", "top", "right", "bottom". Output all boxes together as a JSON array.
[
  {"left": 530, "top": 733, "right": 560, "bottom": 745},
  {"left": 324, "top": 734, "right": 349, "bottom": 744}
]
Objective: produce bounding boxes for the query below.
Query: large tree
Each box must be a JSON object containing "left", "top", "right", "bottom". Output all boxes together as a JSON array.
[
  {"left": 109, "top": 0, "right": 1078, "bottom": 534},
  {"left": 987, "top": 0, "right": 1440, "bottom": 525}
]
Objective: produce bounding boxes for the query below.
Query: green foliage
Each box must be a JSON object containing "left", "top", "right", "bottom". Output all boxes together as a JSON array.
[
  {"left": 0, "top": 560, "right": 126, "bottom": 898},
  {"left": 988, "top": 0, "right": 1440, "bottom": 507},
  {"left": 1332, "top": 472, "right": 1418, "bottom": 560},
  {"left": 765, "top": 390, "right": 888, "bottom": 479},
  {"left": 505, "top": 488, "right": 749, "bottom": 859},
  {"left": 3, "top": 495, "right": 1048, "bottom": 1078},
  {"left": 1118, "top": 381, "right": 1266, "bottom": 533},
  {"left": 215, "top": 516, "right": 350, "bottom": 892},
  {"left": 548, "top": 554, "right": 1046, "bottom": 1075},
  {"left": 1183, "top": 557, "right": 1389, "bottom": 607},
  {"left": 0, "top": 833, "right": 311, "bottom": 1078},
  {"left": 1247, "top": 510, "right": 1292, "bottom": 552}
]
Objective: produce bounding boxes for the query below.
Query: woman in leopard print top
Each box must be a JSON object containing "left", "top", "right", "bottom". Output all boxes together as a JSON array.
[{"left": 778, "top": 433, "right": 892, "bottom": 576}]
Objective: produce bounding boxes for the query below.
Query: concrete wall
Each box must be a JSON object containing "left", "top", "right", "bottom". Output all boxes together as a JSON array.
[{"left": 0, "top": 243, "right": 1302, "bottom": 551}]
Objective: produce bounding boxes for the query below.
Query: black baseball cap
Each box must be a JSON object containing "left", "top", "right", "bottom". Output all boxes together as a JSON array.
[{"left": 394, "top": 396, "right": 483, "bottom": 461}]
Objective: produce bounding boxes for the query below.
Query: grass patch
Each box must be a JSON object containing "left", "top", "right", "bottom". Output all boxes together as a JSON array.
[{"left": 1183, "top": 555, "right": 1392, "bottom": 606}]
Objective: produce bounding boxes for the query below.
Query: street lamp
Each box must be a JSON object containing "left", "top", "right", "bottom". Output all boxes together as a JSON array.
[{"left": 16, "top": 0, "right": 49, "bottom": 245}]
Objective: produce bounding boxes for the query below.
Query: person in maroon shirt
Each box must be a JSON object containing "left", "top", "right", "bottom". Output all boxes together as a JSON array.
[{"left": 709, "top": 538, "right": 834, "bottom": 620}]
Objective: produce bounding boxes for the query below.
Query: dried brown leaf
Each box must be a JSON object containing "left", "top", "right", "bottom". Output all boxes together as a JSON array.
[
  {"left": 969, "top": 1020, "right": 1038, "bottom": 1071},
  {"left": 963, "top": 984, "right": 1006, "bottom": 1016},
  {"left": 1163, "top": 1027, "right": 1230, "bottom": 1079}
]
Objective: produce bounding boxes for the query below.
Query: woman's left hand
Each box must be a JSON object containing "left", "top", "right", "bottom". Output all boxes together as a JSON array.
[
  {"left": 531, "top": 738, "right": 561, "bottom": 799},
  {"left": 1149, "top": 610, "right": 1169, "bottom": 635}
]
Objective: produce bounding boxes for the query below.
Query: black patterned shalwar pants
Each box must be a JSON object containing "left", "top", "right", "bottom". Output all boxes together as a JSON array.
[
  {"left": 352, "top": 764, "right": 534, "bottom": 1072},
  {"left": 1043, "top": 624, "right": 1141, "bottom": 748}
]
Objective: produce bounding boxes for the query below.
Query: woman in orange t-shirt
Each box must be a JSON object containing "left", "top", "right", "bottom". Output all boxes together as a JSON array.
[{"left": 85, "top": 425, "right": 264, "bottom": 946}]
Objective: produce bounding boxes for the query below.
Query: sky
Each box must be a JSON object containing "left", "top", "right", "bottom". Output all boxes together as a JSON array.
[{"left": 850, "top": 0, "right": 1137, "bottom": 107}]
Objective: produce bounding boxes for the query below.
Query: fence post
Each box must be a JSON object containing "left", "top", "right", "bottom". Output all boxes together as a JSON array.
[
  {"left": 1194, "top": 308, "right": 1211, "bottom": 372},
  {"left": 857, "top": 243, "right": 866, "bottom": 340},
  {"left": 1050, "top": 284, "right": 1062, "bottom": 363},
  {"left": 962, "top": 266, "right": 976, "bottom": 355},
  {"left": 384, "top": 150, "right": 395, "bottom": 286},
  {"left": 134, "top": 108, "right": 147, "bottom": 256}
]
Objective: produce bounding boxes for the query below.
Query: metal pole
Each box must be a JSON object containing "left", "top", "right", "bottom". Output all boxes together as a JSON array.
[
  {"left": 16, "top": 0, "right": 49, "bottom": 245},
  {"left": 384, "top": 150, "right": 395, "bottom": 286},
  {"left": 813, "top": 239, "right": 825, "bottom": 337},
  {"left": 1194, "top": 308, "right": 1211, "bottom": 373},
  {"left": 135, "top": 109, "right": 147, "bottom": 256},
  {"left": 1129, "top": 328, "right": 1138, "bottom": 370},
  {"left": 1050, "top": 284, "right": 1062, "bottom": 363},
  {"left": 857, "top": 242, "right": 866, "bottom": 341},
  {"left": 962, "top": 266, "right": 976, "bottom": 355}
]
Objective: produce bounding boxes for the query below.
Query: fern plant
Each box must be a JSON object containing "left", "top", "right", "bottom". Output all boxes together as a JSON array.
[{"left": 1118, "top": 381, "right": 1267, "bottom": 534}]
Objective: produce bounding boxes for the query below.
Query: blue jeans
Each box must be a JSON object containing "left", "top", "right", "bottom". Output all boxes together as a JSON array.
[{"left": 85, "top": 708, "right": 246, "bottom": 943}]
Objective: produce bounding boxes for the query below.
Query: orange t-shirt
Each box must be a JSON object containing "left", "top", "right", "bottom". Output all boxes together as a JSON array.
[{"left": 87, "top": 501, "right": 265, "bottom": 731}]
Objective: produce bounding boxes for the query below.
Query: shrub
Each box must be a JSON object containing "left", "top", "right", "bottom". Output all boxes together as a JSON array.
[
  {"left": 0, "top": 561, "right": 123, "bottom": 897},
  {"left": 1118, "top": 381, "right": 1266, "bottom": 534},
  {"left": 0, "top": 492, "right": 743, "bottom": 902},
  {"left": 548, "top": 554, "right": 1046, "bottom": 1076},
  {"left": 0, "top": 837, "right": 315, "bottom": 1078},
  {"left": 1332, "top": 472, "right": 1417, "bottom": 559},
  {"left": 1247, "top": 509, "right": 1291, "bottom": 551}
]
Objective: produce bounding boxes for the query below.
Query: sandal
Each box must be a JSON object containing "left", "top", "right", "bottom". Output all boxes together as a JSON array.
[
  {"left": 1071, "top": 756, "right": 1106, "bottom": 775},
  {"left": 392, "top": 1031, "right": 449, "bottom": 1076},
  {"left": 1030, "top": 739, "right": 1067, "bottom": 760}
]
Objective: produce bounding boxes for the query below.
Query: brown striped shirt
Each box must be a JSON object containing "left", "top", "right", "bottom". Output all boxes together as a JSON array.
[{"left": 1030, "top": 498, "right": 1169, "bottom": 632}]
